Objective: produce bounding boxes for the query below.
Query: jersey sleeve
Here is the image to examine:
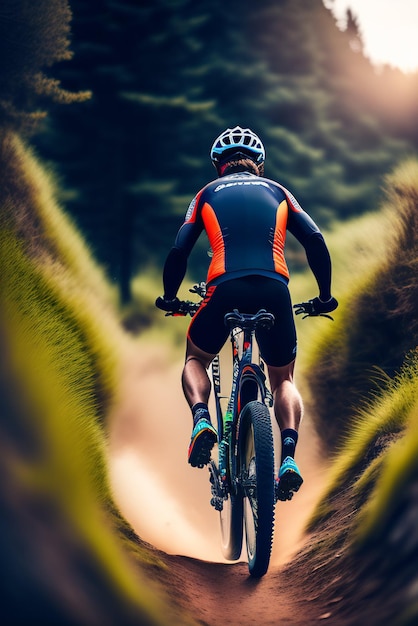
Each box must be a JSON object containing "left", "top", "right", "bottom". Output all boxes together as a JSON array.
[
  {"left": 285, "top": 198, "right": 333, "bottom": 300},
  {"left": 287, "top": 208, "right": 321, "bottom": 245},
  {"left": 173, "top": 190, "right": 204, "bottom": 254},
  {"left": 276, "top": 182, "right": 333, "bottom": 299},
  {"left": 161, "top": 189, "right": 204, "bottom": 298},
  {"left": 271, "top": 181, "right": 320, "bottom": 245}
]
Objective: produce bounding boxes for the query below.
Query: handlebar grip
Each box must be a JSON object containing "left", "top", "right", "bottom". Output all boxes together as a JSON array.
[
  {"left": 293, "top": 301, "right": 335, "bottom": 320},
  {"left": 166, "top": 300, "right": 201, "bottom": 317}
]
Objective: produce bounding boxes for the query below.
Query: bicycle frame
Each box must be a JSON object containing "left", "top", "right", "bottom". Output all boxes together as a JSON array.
[
  {"left": 210, "top": 310, "right": 274, "bottom": 506},
  {"left": 167, "top": 287, "right": 277, "bottom": 574}
]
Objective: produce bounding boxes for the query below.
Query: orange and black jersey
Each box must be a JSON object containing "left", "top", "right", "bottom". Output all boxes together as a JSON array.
[{"left": 163, "top": 172, "right": 332, "bottom": 300}]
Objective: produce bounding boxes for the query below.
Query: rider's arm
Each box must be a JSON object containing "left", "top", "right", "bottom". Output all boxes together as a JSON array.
[
  {"left": 287, "top": 209, "right": 332, "bottom": 301},
  {"left": 162, "top": 246, "right": 188, "bottom": 300},
  {"left": 303, "top": 233, "right": 332, "bottom": 301},
  {"left": 161, "top": 197, "right": 204, "bottom": 299}
]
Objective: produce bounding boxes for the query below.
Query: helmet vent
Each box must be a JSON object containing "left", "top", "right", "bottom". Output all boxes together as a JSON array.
[{"left": 210, "top": 126, "right": 265, "bottom": 164}]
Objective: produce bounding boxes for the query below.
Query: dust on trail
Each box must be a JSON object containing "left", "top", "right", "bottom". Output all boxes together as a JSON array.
[{"left": 108, "top": 339, "right": 328, "bottom": 567}]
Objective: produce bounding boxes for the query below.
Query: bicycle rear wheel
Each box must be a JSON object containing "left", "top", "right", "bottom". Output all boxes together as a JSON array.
[
  {"left": 219, "top": 488, "right": 243, "bottom": 561},
  {"left": 211, "top": 374, "right": 243, "bottom": 560},
  {"left": 210, "top": 454, "right": 243, "bottom": 561},
  {"left": 239, "top": 400, "right": 275, "bottom": 577}
]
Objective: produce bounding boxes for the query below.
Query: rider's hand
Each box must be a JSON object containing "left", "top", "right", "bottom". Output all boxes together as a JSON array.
[
  {"left": 155, "top": 296, "right": 181, "bottom": 313},
  {"left": 310, "top": 296, "right": 338, "bottom": 314}
]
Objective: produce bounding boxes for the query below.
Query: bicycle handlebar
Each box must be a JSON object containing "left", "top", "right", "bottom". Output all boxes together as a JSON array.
[
  {"left": 164, "top": 300, "right": 200, "bottom": 317},
  {"left": 163, "top": 284, "right": 335, "bottom": 321},
  {"left": 164, "top": 283, "right": 206, "bottom": 317}
]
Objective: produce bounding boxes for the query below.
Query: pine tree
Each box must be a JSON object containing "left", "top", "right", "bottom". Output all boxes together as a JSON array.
[{"left": 0, "top": 0, "right": 88, "bottom": 134}]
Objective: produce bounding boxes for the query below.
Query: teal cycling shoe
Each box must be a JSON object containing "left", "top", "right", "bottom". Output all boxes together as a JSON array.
[
  {"left": 275, "top": 456, "right": 303, "bottom": 502},
  {"left": 188, "top": 418, "right": 217, "bottom": 468}
]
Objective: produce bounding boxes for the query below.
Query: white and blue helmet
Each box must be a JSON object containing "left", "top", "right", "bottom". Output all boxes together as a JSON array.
[{"left": 210, "top": 126, "right": 265, "bottom": 165}]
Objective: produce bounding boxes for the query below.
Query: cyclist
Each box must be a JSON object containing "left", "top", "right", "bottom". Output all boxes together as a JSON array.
[{"left": 156, "top": 126, "right": 337, "bottom": 500}]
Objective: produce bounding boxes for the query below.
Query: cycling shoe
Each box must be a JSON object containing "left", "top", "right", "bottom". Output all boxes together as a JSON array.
[
  {"left": 275, "top": 456, "right": 303, "bottom": 502},
  {"left": 188, "top": 419, "right": 217, "bottom": 468}
]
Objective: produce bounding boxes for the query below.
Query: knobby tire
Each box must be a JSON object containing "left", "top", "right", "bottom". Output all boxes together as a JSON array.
[
  {"left": 213, "top": 377, "right": 243, "bottom": 560},
  {"left": 239, "top": 400, "right": 275, "bottom": 577},
  {"left": 219, "top": 487, "right": 243, "bottom": 561}
]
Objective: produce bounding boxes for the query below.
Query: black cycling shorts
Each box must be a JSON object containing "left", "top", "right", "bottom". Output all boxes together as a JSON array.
[{"left": 187, "top": 275, "right": 297, "bottom": 367}]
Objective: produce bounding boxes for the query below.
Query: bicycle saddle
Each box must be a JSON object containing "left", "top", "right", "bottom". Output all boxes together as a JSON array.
[{"left": 224, "top": 309, "right": 275, "bottom": 330}]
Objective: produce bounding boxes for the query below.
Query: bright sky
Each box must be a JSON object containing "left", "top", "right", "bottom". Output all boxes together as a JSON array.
[{"left": 323, "top": 0, "right": 418, "bottom": 73}]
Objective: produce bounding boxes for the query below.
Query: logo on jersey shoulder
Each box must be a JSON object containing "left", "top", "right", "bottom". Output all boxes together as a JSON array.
[
  {"left": 214, "top": 180, "right": 270, "bottom": 192},
  {"left": 276, "top": 183, "right": 303, "bottom": 212},
  {"left": 284, "top": 189, "right": 302, "bottom": 212},
  {"left": 184, "top": 196, "right": 197, "bottom": 221}
]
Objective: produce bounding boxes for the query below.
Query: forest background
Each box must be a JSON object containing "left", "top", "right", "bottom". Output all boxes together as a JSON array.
[{"left": 22, "top": 0, "right": 418, "bottom": 304}]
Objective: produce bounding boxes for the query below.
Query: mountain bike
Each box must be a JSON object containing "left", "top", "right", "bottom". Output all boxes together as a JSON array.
[
  {"left": 175, "top": 286, "right": 275, "bottom": 576},
  {"left": 169, "top": 284, "right": 326, "bottom": 577}
]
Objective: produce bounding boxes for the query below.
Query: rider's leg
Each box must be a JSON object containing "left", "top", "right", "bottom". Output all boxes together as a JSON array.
[
  {"left": 181, "top": 337, "right": 215, "bottom": 410},
  {"left": 182, "top": 337, "right": 217, "bottom": 467},
  {"left": 267, "top": 359, "right": 303, "bottom": 448},
  {"left": 267, "top": 359, "right": 304, "bottom": 499}
]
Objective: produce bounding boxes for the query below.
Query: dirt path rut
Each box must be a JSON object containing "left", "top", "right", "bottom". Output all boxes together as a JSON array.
[{"left": 108, "top": 341, "right": 329, "bottom": 625}]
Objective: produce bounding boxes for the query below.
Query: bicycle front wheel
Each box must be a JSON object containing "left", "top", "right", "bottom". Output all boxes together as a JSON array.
[{"left": 239, "top": 400, "right": 275, "bottom": 577}]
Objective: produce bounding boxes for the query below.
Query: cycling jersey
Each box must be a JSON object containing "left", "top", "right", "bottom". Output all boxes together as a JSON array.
[
  {"left": 161, "top": 170, "right": 332, "bottom": 365},
  {"left": 163, "top": 172, "right": 327, "bottom": 298}
]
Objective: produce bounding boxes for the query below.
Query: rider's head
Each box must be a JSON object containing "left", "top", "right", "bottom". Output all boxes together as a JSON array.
[{"left": 210, "top": 126, "right": 265, "bottom": 178}]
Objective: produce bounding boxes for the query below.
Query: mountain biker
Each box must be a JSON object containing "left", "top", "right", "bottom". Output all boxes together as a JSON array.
[{"left": 156, "top": 126, "right": 337, "bottom": 500}]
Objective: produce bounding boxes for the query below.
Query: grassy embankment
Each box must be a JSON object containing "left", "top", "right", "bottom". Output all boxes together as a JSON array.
[
  {"left": 289, "top": 159, "right": 418, "bottom": 625},
  {"left": 0, "top": 131, "right": 196, "bottom": 626}
]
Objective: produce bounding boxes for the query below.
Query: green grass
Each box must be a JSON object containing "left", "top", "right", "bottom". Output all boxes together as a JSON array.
[
  {"left": 295, "top": 159, "right": 418, "bottom": 452},
  {"left": 307, "top": 354, "right": 416, "bottom": 528},
  {"left": 354, "top": 356, "right": 418, "bottom": 544},
  {"left": 286, "top": 161, "right": 418, "bottom": 625},
  {"left": 1, "top": 227, "right": 110, "bottom": 496},
  {"left": 0, "top": 132, "right": 193, "bottom": 624},
  {"left": 302, "top": 158, "right": 418, "bottom": 549},
  {"left": 7, "top": 133, "right": 118, "bottom": 305},
  {"left": 0, "top": 226, "right": 170, "bottom": 623}
]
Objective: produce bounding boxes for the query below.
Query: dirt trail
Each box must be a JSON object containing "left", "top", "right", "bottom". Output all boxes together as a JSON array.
[
  {"left": 161, "top": 555, "right": 312, "bottom": 625},
  {"left": 108, "top": 340, "right": 330, "bottom": 625}
]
